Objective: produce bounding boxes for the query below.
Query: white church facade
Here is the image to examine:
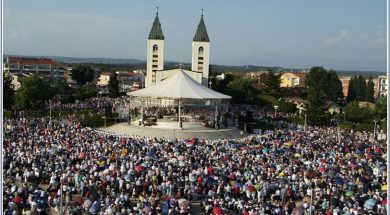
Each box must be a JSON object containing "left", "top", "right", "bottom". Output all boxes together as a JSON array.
[{"left": 145, "top": 11, "right": 210, "bottom": 88}]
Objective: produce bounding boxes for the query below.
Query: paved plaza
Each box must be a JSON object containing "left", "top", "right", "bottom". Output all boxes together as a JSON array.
[{"left": 99, "top": 121, "right": 247, "bottom": 139}]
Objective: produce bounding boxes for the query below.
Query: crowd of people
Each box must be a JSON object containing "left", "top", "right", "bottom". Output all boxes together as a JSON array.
[{"left": 3, "top": 110, "right": 387, "bottom": 214}]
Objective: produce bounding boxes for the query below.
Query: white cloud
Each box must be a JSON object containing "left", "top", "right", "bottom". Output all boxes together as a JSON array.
[{"left": 323, "top": 29, "right": 351, "bottom": 45}]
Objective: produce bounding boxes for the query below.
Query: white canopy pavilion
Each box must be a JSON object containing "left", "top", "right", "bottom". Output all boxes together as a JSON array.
[{"left": 128, "top": 70, "right": 231, "bottom": 128}]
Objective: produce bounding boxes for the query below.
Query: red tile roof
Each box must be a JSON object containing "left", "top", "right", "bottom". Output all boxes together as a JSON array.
[{"left": 7, "top": 57, "right": 63, "bottom": 67}]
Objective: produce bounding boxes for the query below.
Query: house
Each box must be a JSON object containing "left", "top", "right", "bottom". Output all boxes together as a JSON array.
[
  {"left": 97, "top": 72, "right": 113, "bottom": 87},
  {"left": 325, "top": 101, "right": 341, "bottom": 114},
  {"left": 246, "top": 71, "right": 268, "bottom": 82},
  {"left": 280, "top": 72, "right": 306, "bottom": 88}
]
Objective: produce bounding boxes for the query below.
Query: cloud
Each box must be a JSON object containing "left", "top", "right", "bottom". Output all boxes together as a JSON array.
[
  {"left": 323, "top": 29, "right": 351, "bottom": 45},
  {"left": 369, "top": 25, "right": 385, "bottom": 46}
]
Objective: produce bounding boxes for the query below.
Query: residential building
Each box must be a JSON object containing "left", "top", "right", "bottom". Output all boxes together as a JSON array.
[
  {"left": 376, "top": 75, "right": 387, "bottom": 99},
  {"left": 116, "top": 71, "right": 145, "bottom": 92},
  {"left": 3, "top": 56, "right": 65, "bottom": 81},
  {"left": 11, "top": 73, "right": 29, "bottom": 90},
  {"left": 339, "top": 77, "right": 351, "bottom": 98},
  {"left": 280, "top": 72, "right": 306, "bottom": 88},
  {"left": 97, "top": 72, "right": 113, "bottom": 87}
]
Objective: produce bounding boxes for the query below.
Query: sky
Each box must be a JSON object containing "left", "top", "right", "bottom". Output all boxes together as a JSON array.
[{"left": 3, "top": 0, "right": 387, "bottom": 71}]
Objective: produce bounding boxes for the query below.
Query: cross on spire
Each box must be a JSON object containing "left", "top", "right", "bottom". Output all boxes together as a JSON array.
[
  {"left": 156, "top": 6, "right": 159, "bottom": 16},
  {"left": 201, "top": 8, "right": 204, "bottom": 17}
]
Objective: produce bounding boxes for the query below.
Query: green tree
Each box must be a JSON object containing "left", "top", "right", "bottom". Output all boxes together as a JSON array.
[
  {"left": 347, "top": 75, "right": 367, "bottom": 102},
  {"left": 226, "top": 77, "right": 256, "bottom": 103},
  {"left": 212, "top": 73, "right": 234, "bottom": 93},
  {"left": 15, "top": 75, "right": 54, "bottom": 110},
  {"left": 263, "top": 69, "right": 280, "bottom": 92},
  {"left": 326, "top": 70, "right": 344, "bottom": 103},
  {"left": 72, "top": 65, "right": 95, "bottom": 85},
  {"left": 305, "top": 67, "right": 331, "bottom": 125},
  {"left": 3, "top": 73, "right": 15, "bottom": 110},
  {"left": 305, "top": 67, "right": 343, "bottom": 103},
  {"left": 376, "top": 96, "right": 387, "bottom": 119},
  {"left": 344, "top": 101, "right": 373, "bottom": 123},
  {"left": 279, "top": 99, "right": 296, "bottom": 113},
  {"left": 108, "top": 73, "right": 120, "bottom": 98},
  {"left": 365, "top": 76, "right": 375, "bottom": 102},
  {"left": 73, "top": 84, "right": 97, "bottom": 101}
]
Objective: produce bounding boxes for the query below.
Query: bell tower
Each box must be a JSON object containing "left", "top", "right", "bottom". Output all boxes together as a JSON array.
[
  {"left": 146, "top": 7, "right": 165, "bottom": 87},
  {"left": 192, "top": 9, "right": 210, "bottom": 86}
]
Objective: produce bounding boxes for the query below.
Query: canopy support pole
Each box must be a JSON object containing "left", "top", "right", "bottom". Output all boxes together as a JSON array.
[
  {"left": 215, "top": 102, "right": 218, "bottom": 129},
  {"left": 179, "top": 100, "right": 182, "bottom": 130},
  {"left": 141, "top": 98, "right": 144, "bottom": 126}
]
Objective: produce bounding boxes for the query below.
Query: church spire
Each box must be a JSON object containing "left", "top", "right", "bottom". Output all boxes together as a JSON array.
[
  {"left": 193, "top": 9, "right": 210, "bottom": 42},
  {"left": 148, "top": 7, "right": 164, "bottom": 40}
]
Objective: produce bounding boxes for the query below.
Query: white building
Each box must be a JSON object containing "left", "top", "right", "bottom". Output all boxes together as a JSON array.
[
  {"left": 145, "top": 11, "right": 210, "bottom": 88},
  {"left": 377, "top": 75, "right": 387, "bottom": 99}
]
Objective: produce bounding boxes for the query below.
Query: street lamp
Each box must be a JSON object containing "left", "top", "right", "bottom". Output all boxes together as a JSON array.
[
  {"left": 273, "top": 105, "right": 279, "bottom": 117},
  {"left": 373, "top": 120, "right": 377, "bottom": 137},
  {"left": 209, "top": 81, "right": 212, "bottom": 89},
  {"left": 304, "top": 113, "right": 307, "bottom": 132}
]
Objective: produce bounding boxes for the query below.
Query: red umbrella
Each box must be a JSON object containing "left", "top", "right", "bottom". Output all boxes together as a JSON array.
[
  {"left": 213, "top": 207, "right": 223, "bottom": 215},
  {"left": 247, "top": 185, "right": 256, "bottom": 193},
  {"left": 79, "top": 152, "right": 86, "bottom": 159},
  {"left": 75, "top": 196, "right": 84, "bottom": 205},
  {"left": 12, "top": 196, "right": 22, "bottom": 205},
  {"left": 319, "top": 167, "right": 326, "bottom": 173},
  {"left": 228, "top": 173, "right": 236, "bottom": 180},
  {"left": 135, "top": 165, "right": 143, "bottom": 172},
  {"left": 208, "top": 167, "right": 215, "bottom": 174},
  {"left": 224, "top": 156, "right": 230, "bottom": 161}
]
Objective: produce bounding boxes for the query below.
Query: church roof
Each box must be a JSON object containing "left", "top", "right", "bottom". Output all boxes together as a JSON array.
[
  {"left": 148, "top": 14, "right": 164, "bottom": 40},
  {"left": 193, "top": 15, "right": 210, "bottom": 42}
]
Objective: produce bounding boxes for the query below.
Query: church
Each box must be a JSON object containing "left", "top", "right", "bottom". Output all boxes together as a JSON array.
[{"left": 145, "top": 10, "right": 210, "bottom": 88}]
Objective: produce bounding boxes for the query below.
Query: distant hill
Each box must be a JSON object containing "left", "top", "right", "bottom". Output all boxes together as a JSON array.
[
  {"left": 4, "top": 54, "right": 386, "bottom": 77},
  {"left": 3, "top": 54, "right": 145, "bottom": 64}
]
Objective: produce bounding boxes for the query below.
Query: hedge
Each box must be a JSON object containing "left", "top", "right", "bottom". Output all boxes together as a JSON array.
[
  {"left": 80, "top": 115, "right": 119, "bottom": 128},
  {"left": 253, "top": 120, "right": 275, "bottom": 131},
  {"left": 4, "top": 111, "right": 12, "bottom": 118}
]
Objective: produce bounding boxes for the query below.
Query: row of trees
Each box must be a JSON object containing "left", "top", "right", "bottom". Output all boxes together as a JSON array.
[{"left": 347, "top": 75, "right": 375, "bottom": 102}]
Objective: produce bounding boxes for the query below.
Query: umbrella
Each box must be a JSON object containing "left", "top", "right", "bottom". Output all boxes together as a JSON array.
[
  {"left": 89, "top": 200, "right": 101, "bottom": 214},
  {"left": 178, "top": 198, "right": 189, "bottom": 209},
  {"left": 178, "top": 155, "right": 186, "bottom": 161},
  {"left": 75, "top": 196, "right": 84, "bottom": 205},
  {"left": 364, "top": 199, "right": 377, "bottom": 209},
  {"left": 335, "top": 178, "right": 344, "bottom": 185},
  {"left": 83, "top": 199, "right": 92, "bottom": 208},
  {"left": 135, "top": 165, "right": 143, "bottom": 172},
  {"left": 144, "top": 206, "right": 151, "bottom": 214},
  {"left": 292, "top": 206, "right": 304, "bottom": 215},
  {"left": 319, "top": 167, "right": 326, "bottom": 173},
  {"left": 345, "top": 191, "right": 354, "bottom": 197},
  {"left": 109, "top": 164, "right": 116, "bottom": 171},
  {"left": 79, "top": 152, "right": 86, "bottom": 159},
  {"left": 125, "top": 173, "right": 131, "bottom": 182},
  {"left": 381, "top": 184, "right": 387, "bottom": 191},
  {"left": 207, "top": 167, "right": 215, "bottom": 174},
  {"left": 213, "top": 207, "right": 223, "bottom": 215},
  {"left": 381, "top": 198, "right": 387, "bottom": 205},
  {"left": 247, "top": 185, "right": 256, "bottom": 193}
]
